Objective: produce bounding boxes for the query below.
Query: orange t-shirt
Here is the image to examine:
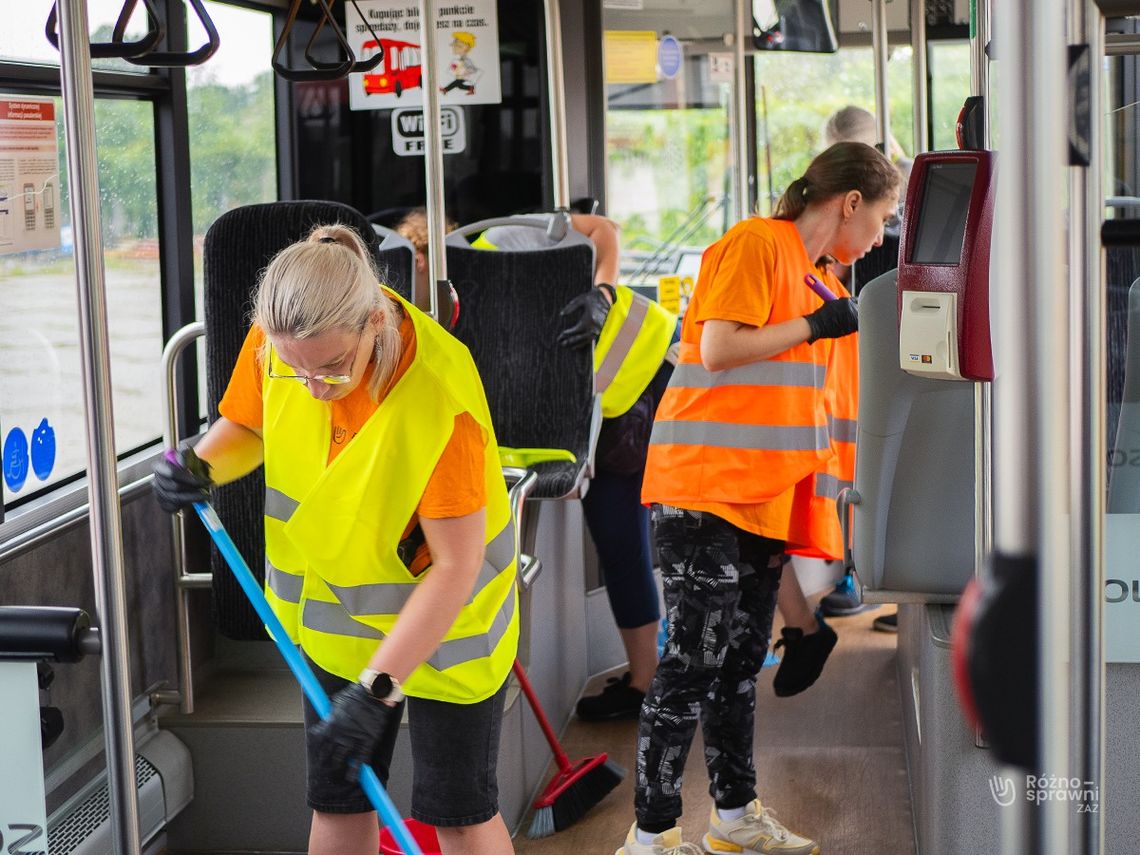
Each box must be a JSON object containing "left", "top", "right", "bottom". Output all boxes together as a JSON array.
[
  {"left": 678, "top": 218, "right": 837, "bottom": 541},
  {"left": 218, "top": 309, "right": 486, "bottom": 574}
]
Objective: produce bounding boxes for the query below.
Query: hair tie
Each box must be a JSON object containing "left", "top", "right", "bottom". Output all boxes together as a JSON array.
[{"left": 317, "top": 235, "right": 337, "bottom": 244}]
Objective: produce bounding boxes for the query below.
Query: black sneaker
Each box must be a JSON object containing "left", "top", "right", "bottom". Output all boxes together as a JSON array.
[
  {"left": 873, "top": 611, "right": 898, "bottom": 632},
  {"left": 575, "top": 671, "right": 645, "bottom": 721},
  {"left": 772, "top": 613, "right": 838, "bottom": 698}
]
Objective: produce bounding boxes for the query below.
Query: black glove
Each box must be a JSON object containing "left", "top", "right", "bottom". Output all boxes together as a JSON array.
[
  {"left": 558, "top": 287, "right": 612, "bottom": 349},
  {"left": 152, "top": 447, "right": 213, "bottom": 514},
  {"left": 804, "top": 297, "right": 859, "bottom": 343},
  {"left": 310, "top": 682, "right": 402, "bottom": 783}
]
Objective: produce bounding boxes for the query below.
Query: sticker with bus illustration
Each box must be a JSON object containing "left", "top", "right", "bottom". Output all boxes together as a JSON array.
[{"left": 361, "top": 39, "right": 422, "bottom": 98}]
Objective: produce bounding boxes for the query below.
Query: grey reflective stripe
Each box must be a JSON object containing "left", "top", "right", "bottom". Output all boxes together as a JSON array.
[
  {"left": 303, "top": 599, "right": 384, "bottom": 640},
  {"left": 650, "top": 419, "right": 830, "bottom": 452},
  {"left": 301, "top": 587, "right": 517, "bottom": 672},
  {"left": 829, "top": 417, "right": 858, "bottom": 444},
  {"left": 815, "top": 473, "right": 853, "bottom": 499},
  {"left": 669, "top": 360, "right": 825, "bottom": 390},
  {"left": 266, "top": 558, "right": 303, "bottom": 603},
  {"left": 426, "top": 588, "right": 516, "bottom": 671},
  {"left": 325, "top": 521, "right": 516, "bottom": 617},
  {"left": 595, "top": 295, "right": 649, "bottom": 394},
  {"left": 265, "top": 487, "right": 300, "bottom": 523}
]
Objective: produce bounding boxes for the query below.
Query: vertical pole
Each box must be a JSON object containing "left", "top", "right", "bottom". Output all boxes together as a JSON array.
[
  {"left": 909, "top": 0, "right": 928, "bottom": 154},
  {"left": 971, "top": 0, "right": 991, "bottom": 145},
  {"left": 732, "top": 0, "right": 750, "bottom": 223},
  {"left": 871, "top": 0, "right": 890, "bottom": 149},
  {"left": 56, "top": 2, "right": 141, "bottom": 853},
  {"left": 544, "top": 0, "right": 570, "bottom": 208},
  {"left": 416, "top": 0, "right": 448, "bottom": 322},
  {"left": 1070, "top": 3, "right": 1106, "bottom": 853},
  {"left": 972, "top": 0, "right": 994, "bottom": 671},
  {"left": 994, "top": 0, "right": 1070, "bottom": 853}
]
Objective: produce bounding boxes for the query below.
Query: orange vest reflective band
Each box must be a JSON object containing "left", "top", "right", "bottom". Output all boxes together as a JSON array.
[
  {"left": 788, "top": 290, "right": 859, "bottom": 559},
  {"left": 642, "top": 255, "right": 834, "bottom": 506}
]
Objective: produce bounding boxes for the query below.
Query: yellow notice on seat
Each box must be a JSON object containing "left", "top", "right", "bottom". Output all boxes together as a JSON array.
[{"left": 604, "top": 31, "right": 659, "bottom": 84}]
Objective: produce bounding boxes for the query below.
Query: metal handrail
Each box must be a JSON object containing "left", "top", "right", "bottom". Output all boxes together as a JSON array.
[
  {"left": 57, "top": 0, "right": 141, "bottom": 849},
  {"left": 152, "top": 322, "right": 210, "bottom": 714}
]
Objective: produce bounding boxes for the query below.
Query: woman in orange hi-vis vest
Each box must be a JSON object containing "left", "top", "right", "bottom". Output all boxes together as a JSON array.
[{"left": 615, "top": 142, "right": 900, "bottom": 855}]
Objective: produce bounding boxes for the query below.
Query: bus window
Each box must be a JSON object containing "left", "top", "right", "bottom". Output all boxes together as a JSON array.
[
  {"left": 187, "top": 1, "right": 277, "bottom": 421},
  {"left": 0, "top": 0, "right": 158, "bottom": 73},
  {"left": 0, "top": 97, "right": 163, "bottom": 509}
]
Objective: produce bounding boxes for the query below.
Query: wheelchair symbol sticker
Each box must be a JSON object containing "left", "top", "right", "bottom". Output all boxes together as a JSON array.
[{"left": 4, "top": 427, "right": 29, "bottom": 493}]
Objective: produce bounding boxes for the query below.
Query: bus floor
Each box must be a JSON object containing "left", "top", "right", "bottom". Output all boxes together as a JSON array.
[{"left": 513, "top": 607, "right": 915, "bottom": 854}]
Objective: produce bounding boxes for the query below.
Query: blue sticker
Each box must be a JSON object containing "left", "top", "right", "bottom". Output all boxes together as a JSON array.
[
  {"left": 4, "top": 427, "right": 29, "bottom": 493},
  {"left": 31, "top": 418, "right": 56, "bottom": 481},
  {"left": 658, "top": 35, "right": 683, "bottom": 80}
]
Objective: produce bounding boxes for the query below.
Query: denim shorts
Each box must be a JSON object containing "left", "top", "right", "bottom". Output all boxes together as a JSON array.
[{"left": 302, "top": 657, "right": 507, "bottom": 827}]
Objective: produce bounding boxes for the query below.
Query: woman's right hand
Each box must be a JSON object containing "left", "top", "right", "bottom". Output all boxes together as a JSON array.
[
  {"left": 805, "top": 297, "right": 859, "bottom": 343},
  {"left": 152, "top": 448, "right": 213, "bottom": 513}
]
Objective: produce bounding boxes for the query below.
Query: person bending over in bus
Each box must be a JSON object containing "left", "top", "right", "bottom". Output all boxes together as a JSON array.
[
  {"left": 153, "top": 224, "right": 517, "bottom": 855},
  {"left": 815, "top": 104, "right": 911, "bottom": 631},
  {"left": 394, "top": 207, "right": 457, "bottom": 314},
  {"left": 476, "top": 210, "right": 678, "bottom": 722},
  {"left": 619, "top": 142, "right": 899, "bottom": 855},
  {"left": 771, "top": 105, "right": 911, "bottom": 698}
]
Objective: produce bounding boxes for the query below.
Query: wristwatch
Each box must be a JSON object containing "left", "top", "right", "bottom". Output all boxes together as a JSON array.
[{"left": 359, "top": 669, "right": 405, "bottom": 705}]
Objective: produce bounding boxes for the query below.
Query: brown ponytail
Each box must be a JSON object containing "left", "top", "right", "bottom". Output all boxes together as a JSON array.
[{"left": 773, "top": 141, "right": 900, "bottom": 221}]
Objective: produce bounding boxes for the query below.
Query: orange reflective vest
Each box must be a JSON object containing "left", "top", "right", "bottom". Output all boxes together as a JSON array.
[
  {"left": 642, "top": 219, "right": 835, "bottom": 508},
  {"left": 787, "top": 278, "right": 858, "bottom": 560}
]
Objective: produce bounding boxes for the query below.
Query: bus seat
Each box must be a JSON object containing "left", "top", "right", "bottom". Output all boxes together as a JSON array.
[
  {"left": 1108, "top": 277, "right": 1140, "bottom": 511},
  {"left": 851, "top": 270, "right": 976, "bottom": 597},
  {"left": 202, "top": 200, "right": 397, "bottom": 639},
  {"left": 371, "top": 223, "right": 416, "bottom": 303},
  {"left": 445, "top": 217, "right": 600, "bottom": 500}
]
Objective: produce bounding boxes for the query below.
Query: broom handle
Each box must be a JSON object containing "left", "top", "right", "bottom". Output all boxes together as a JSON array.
[
  {"left": 187, "top": 498, "right": 424, "bottom": 855},
  {"left": 511, "top": 659, "right": 574, "bottom": 773}
]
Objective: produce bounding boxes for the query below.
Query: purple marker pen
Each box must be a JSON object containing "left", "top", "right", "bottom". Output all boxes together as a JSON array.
[{"left": 804, "top": 273, "right": 838, "bottom": 302}]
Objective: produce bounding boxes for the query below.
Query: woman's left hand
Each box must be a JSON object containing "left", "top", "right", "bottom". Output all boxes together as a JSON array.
[{"left": 311, "top": 683, "right": 402, "bottom": 782}]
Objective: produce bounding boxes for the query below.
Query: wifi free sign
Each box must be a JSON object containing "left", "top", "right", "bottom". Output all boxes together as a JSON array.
[{"left": 391, "top": 107, "right": 467, "bottom": 156}]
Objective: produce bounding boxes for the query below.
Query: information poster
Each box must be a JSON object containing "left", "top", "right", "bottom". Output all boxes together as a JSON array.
[
  {"left": 0, "top": 97, "right": 61, "bottom": 256},
  {"left": 603, "top": 30, "right": 658, "bottom": 84},
  {"left": 346, "top": 0, "right": 502, "bottom": 111}
]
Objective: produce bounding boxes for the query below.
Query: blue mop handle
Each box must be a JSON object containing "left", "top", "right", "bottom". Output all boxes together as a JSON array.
[{"left": 189, "top": 500, "right": 423, "bottom": 855}]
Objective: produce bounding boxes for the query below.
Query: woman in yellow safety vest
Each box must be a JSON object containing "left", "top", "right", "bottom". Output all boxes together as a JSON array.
[
  {"left": 616, "top": 142, "right": 899, "bottom": 855},
  {"left": 153, "top": 224, "right": 517, "bottom": 855}
]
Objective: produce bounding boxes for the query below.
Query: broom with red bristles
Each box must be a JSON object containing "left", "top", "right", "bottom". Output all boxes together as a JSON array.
[{"left": 513, "top": 659, "right": 625, "bottom": 837}]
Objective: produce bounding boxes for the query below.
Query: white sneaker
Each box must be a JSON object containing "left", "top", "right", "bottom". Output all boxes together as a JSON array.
[
  {"left": 703, "top": 800, "right": 820, "bottom": 854},
  {"left": 615, "top": 822, "right": 704, "bottom": 854}
]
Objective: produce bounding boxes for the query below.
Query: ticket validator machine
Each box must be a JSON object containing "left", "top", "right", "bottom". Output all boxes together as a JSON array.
[{"left": 897, "top": 150, "right": 997, "bottom": 381}]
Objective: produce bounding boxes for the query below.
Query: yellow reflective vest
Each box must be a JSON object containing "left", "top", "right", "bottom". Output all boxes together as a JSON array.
[
  {"left": 472, "top": 231, "right": 677, "bottom": 418},
  {"left": 261, "top": 290, "right": 518, "bottom": 703},
  {"left": 594, "top": 285, "right": 676, "bottom": 418}
]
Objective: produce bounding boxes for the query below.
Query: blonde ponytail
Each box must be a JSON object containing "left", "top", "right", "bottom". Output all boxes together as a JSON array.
[{"left": 254, "top": 223, "right": 403, "bottom": 400}]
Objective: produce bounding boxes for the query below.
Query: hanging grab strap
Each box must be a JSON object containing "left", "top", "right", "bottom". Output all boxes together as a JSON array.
[
  {"left": 46, "top": 0, "right": 163, "bottom": 60},
  {"left": 272, "top": 0, "right": 386, "bottom": 82}
]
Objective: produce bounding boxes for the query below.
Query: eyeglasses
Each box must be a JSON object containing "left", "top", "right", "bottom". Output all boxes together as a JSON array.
[{"left": 267, "top": 331, "right": 364, "bottom": 386}]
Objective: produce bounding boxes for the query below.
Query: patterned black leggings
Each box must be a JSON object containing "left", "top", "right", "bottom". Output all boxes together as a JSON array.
[{"left": 635, "top": 505, "right": 784, "bottom": 831}]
